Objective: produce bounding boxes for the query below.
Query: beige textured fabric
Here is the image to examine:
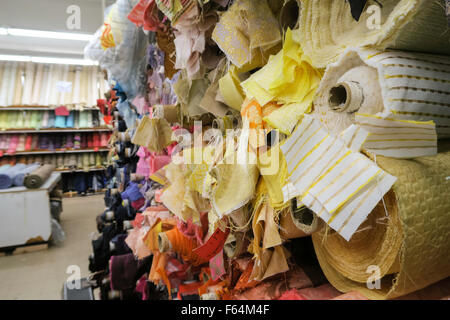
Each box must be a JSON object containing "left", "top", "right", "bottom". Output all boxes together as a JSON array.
[
  {"left": 210, "top": 160, "right": 260, "bottom": 217},
  {"left": 312, "top": 151, "right": 450, "bottom": 299},
  {"left": 300, "top": 0, "right": 450, "bottom": 68}
]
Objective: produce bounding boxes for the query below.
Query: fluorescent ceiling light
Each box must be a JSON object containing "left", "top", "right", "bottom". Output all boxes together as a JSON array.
[
  {"left": 1, "top": 28, "right": 93, "bottom": 41},
  {"left": 32, "top": 56, "right": 98, "bottom": 66},
  {"left": 0, "top": 54, "right": 31, "bottom": 62},
  {"left": 0, "top": 54, "right": 98, "bottom": 66}
]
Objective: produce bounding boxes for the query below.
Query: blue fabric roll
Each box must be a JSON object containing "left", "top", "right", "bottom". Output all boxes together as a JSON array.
[
  {"left": 0, "top": 164, "right": 27, "bottom": 189},
  {"left": 13, "top": 163, "right": 41, "bottom": 186},
  {"left": 66, "top": 112, "right": 75, "bottom": 128},
  {"left": 47, "top": 112, "right": 56, "bottom": 128},
  {"left": 55, "top": 116, "right": 67, "bottom": 128}
]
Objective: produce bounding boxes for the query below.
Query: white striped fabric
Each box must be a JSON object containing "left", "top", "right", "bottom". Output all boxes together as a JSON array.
[
  {"left": 0, "top": 62, "right": 11, "bottom": 106},
  {"left": 12, "top": 63, "right": 24, "bottom": 106},
  {"left": 72, "top": 67, "right": 82, "bottom": 105},
  {"left": 280, "top": 114, "right": 397, "bottom": 241},
  {"left": 362, "top": 49, "right": 450, "bottom": 138},
  {"left": 21, "top": 62, "right": 35, "bottom": 105},
  {"left": 31, "top": 63, "right": 45, "bottom": 105},
  {"left": 42, "top": 64, "right": 53, "bottom": 106},
  {"left": 356, "top": 113, "right": 437, "bottom": 158},
  {"left": 6, "top": 62, "right": 18, "bottom": 106}
]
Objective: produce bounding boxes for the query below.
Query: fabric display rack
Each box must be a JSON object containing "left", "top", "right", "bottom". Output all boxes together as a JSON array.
[
  {"left": 0, "top": 61, "right": 113, "bottom": 195},
  {"left": 82, "top": 0, "right": 450, "bottom": 301}
]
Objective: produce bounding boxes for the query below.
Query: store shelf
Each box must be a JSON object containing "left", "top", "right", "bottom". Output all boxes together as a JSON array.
[
  {"left": 0, "top": 127, "right": 112, "bottom": 133},
  {"left": 0, "top": 148, "right": 110, "bottom": 156},
  {"left": 0, "top": 105, "right": 101, "bottom": 111}
]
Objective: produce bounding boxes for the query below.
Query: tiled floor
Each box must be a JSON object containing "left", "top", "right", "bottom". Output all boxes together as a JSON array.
[{"left": 0, "top": 195, "right": 103, "bottom": 300}]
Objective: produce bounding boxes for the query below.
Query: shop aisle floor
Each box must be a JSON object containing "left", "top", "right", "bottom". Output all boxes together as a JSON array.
[{"left": 0, "top": 195, "right": 103, "bottom": 300}]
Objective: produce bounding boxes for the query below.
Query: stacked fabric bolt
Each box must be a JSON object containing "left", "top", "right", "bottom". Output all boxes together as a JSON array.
[
  {"left": 0, "top": 109, "right": 107, "bottom": 130},
  {"left": 84, "top": 0, "right": 450, "bottom": 300},
  {"left": 0, "top": 62, "right": 108, "bottom": 107},
  {"left": 0, "top": 132, "right": 111, "bottom": 153},
  {"left": 0, "top": 153, "right": 108, "bottom": 171}
]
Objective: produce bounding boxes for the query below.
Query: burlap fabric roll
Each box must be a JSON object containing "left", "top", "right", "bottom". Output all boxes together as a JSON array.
[{"left": 312, "top": 151, "right": 450, "bottom": 299}]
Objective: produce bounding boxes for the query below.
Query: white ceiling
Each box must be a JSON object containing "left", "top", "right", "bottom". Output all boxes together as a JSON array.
[{"left": 0, "top": 0, "right": 117, "bottom": 59}]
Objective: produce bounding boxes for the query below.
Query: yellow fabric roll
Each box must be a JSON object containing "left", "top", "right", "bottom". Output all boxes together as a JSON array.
[
  {"left": 312, "top": 151, "right": 450, "bottom": 299},
  {"left": 299, "top": 0, "right": 450, "bottom": 68}
]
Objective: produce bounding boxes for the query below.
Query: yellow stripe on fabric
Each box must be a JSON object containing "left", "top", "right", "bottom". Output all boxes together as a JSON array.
[
  {"left": 367, "top": 138, "right": 436, "bottom": 142},
  {"left": 382, "top": 64, "right": 450, "bottom": 75},
  {"left": 355, "top": 113, "right": 436, "bottom": 126},
  {"left": 390, "top": 98, "right": 450, "bottom": 108},
  {"left": 310, "top": 158, "right": 364, "bottom": 203},
  {"left": 288, "top": 133, "right": 329, "bottom": 178},
  {"left": 375, "top": 54, "right": 450, "bottom": 68},
  {"left": 337, "top": 181, "right": 379, "bottom": 234},
  {"left": 388, "top": 86, "right": 450, "bottom": 96},
  {"left": 287, "top": 126, "right": 321, "bottom": 168},
  {"left": 365, "top": 145, "right": 436, "bottom": 150},
  {"left": 368, "top": 132, "right": 436, "bottom": 136},
  {"left": 328, "top": 169, "right": 381, "bottom": 224},
  {"left": 385, "top": 75, "right": 450, "bottom": 84},
  {"left": 323, "top": 163, "right": 372, "bottom": 209},
  {"left": 291, "top": 136, "right": 339, "bottom": 188},
  {"left": 347, "top": 126, "right": 361, "bottom": 149},
  {"left": 366, "top": 51, "right": 386, "bottom": 60},
  {"left": 302, "top": 151, "right": 358, "bottom": 200},
  {"left": 285, "top": 119, "right": 314, "bottom": 156},
  {"left": 391, "top": 110, "right": 450, "bottom": 119}
]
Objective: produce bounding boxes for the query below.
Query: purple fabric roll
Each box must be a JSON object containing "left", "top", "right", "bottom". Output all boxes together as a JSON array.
[{"left": 110, "top": 253, "right": 138, "bottom": 291}]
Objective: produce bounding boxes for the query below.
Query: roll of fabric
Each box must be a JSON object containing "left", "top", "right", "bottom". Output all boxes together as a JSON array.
[
  {"left": 312, "top": 151, "right": 450, "bottom": 299},
  {"left": 0, "top": 164, "right": 13, "bottom": 189},
  {"left": 23, "top": 164, "right": 55, "bottom": 189},
  {"left": 13, "top": 163, "right": 41, "bottom": 186},
  {"left": 0, "top": 163, "right": 28, "bottom": 189},
  {"left": 313, "top": 48, "right": 450, "bottom": 158},
  {"left": 279, "top": 204, "right": 323, "bottom": 240},
  {"left": 224, "top": 231, "right": 249, "bottom": 259},
  {"left": 299, "top": 0, "right": 450, "bottom": 68}
]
